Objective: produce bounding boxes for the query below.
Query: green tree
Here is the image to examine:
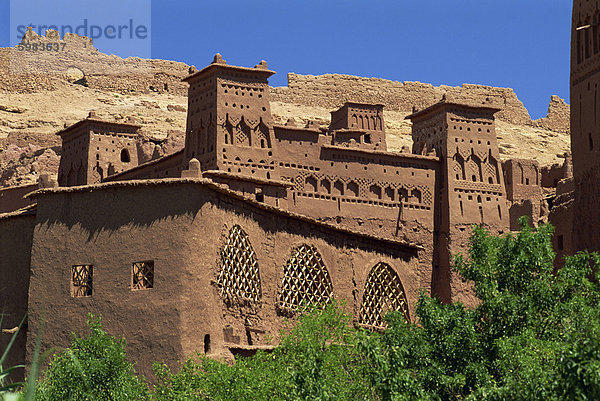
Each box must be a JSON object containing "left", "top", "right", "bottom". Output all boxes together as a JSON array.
[
  {"left": 362, "top": 219, "right": 600, "bottom": 400},
  {"left": 34, "top": 315, "right": 150, "bottom": 401}
]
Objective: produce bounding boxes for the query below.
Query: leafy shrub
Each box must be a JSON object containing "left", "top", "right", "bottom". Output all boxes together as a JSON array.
[
  {"left": 34, "top": 315, "right": 150, "bottom": 401},
  {"left": 0, "top": 315, "right": 26, "bottom": 398},
  {"left": 153, "top": 302, "right": 374, "bottom": 401}
]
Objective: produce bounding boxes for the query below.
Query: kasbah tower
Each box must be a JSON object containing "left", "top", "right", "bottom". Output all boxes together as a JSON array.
[{"left": 571, "top": 0, "right": 600, "bottom": 254}]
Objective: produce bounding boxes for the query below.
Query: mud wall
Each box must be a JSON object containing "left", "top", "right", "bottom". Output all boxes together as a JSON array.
[
  {"left": 27, "top": 180, "right": 421, "bottom": 379},
  {"left": 0, "top": 211, "right": 35, "bottom": 382},
  {"left": 272, "top": 73, "right": 534, "bottom": 126}
]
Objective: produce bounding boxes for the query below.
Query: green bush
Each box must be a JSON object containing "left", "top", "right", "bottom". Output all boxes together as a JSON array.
[
  {"left": 0, "top": 315, "right": 26, "bottom": 398},
  {"left": 153, "top": 302, "right": 374, "bottom": 401},
  {"left": 34, "top": 315, "right": 150, "bottom": 401}
]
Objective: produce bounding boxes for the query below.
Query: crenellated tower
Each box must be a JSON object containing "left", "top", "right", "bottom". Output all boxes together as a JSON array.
[
  {"left": 407, "top": 100, "right": 509, "bottom": 303},
  {"left": 328, "top": 102, "right": 386, "bottom": 151},
  {"left": 56, "top": 112, "right": 140, "bottom": 187},
  {"left": 182, "top": 54, "right": 277, "bottom": 179}
]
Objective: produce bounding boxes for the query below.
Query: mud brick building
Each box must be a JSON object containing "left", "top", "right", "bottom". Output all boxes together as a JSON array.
[
  {"left": 0, "top": 45, "right": 577, "bottom": 377},
  {"left": 560, "top": 0, "right": 600, "bottom": 258}
]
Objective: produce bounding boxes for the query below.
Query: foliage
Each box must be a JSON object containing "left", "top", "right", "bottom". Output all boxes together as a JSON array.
[
  {"left": 0, "top": 315, "right": 26, "bottom": 397},
  {"left": 153, "top": 301, "right": 374, "bottom": 401},
  {"left": 34, "top": 315, "right": 151, "bottom": 401},
  {"left": 361, "top": 217, "right": 600, "bottom": 400}
]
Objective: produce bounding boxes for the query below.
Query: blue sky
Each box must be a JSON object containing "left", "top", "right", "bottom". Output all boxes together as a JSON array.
[{"left": 0, "top": 0, "right": 571, "bottom": 119}]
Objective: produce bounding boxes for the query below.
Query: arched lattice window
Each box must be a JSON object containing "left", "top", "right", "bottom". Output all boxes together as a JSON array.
[
  {"left": 279, "top": 244, "right": 333, "bottom": 310},
  {"left": 217, "top": 225, "right": 261, "bottom": 302},
  {"left": 359, "top": 263, "right": 409, "bottom": 328}
]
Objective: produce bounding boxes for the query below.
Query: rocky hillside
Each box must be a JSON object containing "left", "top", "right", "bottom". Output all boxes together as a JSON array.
[{"left": 0, "top": 30, "right": 571, "bottom": 187}]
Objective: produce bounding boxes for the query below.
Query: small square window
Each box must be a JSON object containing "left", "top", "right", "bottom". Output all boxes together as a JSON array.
[
  {"left": 132, "top": 261, "right": 154, "bottom": 290},
  {"left": 71, "top": 265, "right": 93, "bottom": 297}
]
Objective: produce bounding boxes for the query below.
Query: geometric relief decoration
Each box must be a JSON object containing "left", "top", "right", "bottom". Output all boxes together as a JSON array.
[
  {"left": 359, "top": 262, "right": 409, "bottom": 328},
  {"left": 485, "top": 158, "right": 498, "bottom": 184},
  {"left": 466, "top": 156, "right": 482, "bottom": 182},
  {"left": 236, "top": 124, "right": 250, "bottom": 146},
  {"left": 217, "top": 225, "right": 261, "bottom": 302},
  {"left": 279, "top": 244, "right": 333, "bottom": 311},
  {"left": 453, "top": 153, "right": 466, "bottom": 180}
]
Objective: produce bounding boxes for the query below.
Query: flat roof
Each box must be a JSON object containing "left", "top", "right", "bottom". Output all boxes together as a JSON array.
[
  {"left": 203, "top": 170, "right": 293, "bottom": 188},
  {"left": 56, "top": 118, "right": 141, "bottom": 138},
  {"left": 321, "top": 144, "right": 439, "bottom": 162},
  {"left": 405, "top": 101, "right": 501, "bottom": 120},
  {"left": 0, "top": 204, "right": 36, "bottom": 221},
  {"left": 182, "top": 62, "right": 275, "bottom": 83},
  {"left": 333, "top": 128, "right": 368, "bottom": 135}
]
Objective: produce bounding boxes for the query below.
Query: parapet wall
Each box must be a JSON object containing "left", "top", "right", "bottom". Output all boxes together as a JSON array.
[
  {"left": 534, "top": 95, "right": 570, "bottom": 133},
  {"left": 271, "top": 73, "right": 533, "bottom": 126}
]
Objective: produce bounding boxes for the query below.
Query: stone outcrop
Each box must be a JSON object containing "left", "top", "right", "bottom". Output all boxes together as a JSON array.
[{"left": 0, "top": 144, "right": 59, "bottom": 186}]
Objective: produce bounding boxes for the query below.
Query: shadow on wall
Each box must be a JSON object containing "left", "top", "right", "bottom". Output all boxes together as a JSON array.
[
  {"left": 33, "top": 181, "right": 418, "bottom": 265},
  {"left": 34, "top": 183, "right": 201, "bottom": 243}
]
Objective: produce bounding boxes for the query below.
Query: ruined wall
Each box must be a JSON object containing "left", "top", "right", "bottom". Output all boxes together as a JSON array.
[
  {"left": 502, "top": 159, "right": 542, "bottom": 202},
  {"left": 0, "top": 211, "right": 35, "bottom": 382},
  {"left": 272, "top": 73, "right": 533, "bottom": 125},
  {"left": 541, "top": 154, "right": 572, "bottom": 188},
  {"left": 502, "top": 159, "right": 545, "bottom": 228},
  {"left": 0, "top": 30, "right": 190, "bottom": 95},
  {"left": 27, "top": 180, "right": 421, "bottom": 378},
  {"left": 534, "top": 95, "right": 571, "bottom": 133}
]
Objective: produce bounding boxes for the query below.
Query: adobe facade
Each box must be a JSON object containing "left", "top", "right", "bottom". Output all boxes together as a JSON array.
[
  {"left": 23, "top": 179, "right": 420, "bottom": 378},
  {"left": 567, "top": 0, "right": 600, "bottom": 256},
  {"left": 0, "top": 50, "right": 574, "bottom": 378}
]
